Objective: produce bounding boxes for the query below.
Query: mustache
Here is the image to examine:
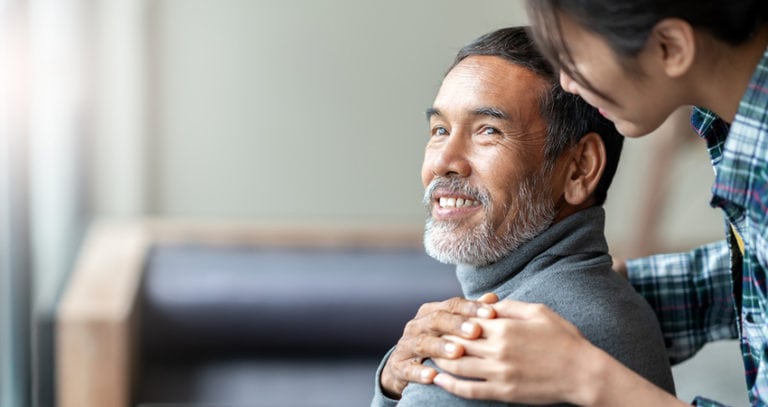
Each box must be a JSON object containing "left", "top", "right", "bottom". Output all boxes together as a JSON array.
[{"left": 422, "top": 177, "right": 491, "bottom": 209}]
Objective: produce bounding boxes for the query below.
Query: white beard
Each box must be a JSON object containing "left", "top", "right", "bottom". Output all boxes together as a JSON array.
[{"left": 423, "top": 171, "right": 556, "bottom": 267}]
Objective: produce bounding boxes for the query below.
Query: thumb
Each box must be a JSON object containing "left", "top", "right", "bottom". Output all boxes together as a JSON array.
[
  {"left": 612, "top": 257, "right": 628, "bottom": 279},
  {"left": 491, "top": 300, "right": 543, "bottom": 319}
]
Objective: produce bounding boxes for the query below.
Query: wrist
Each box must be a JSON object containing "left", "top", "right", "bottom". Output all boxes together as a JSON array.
[
  {"left": 574, "top": 345, "right": 685, "bottom": 407},
  {"left": 570, "top": 342, "right": 609, "bottom": 406}
]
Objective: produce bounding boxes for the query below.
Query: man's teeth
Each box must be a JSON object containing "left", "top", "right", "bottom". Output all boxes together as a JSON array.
[{"left": 438, "top": 197, "right": 481, "bottom": 208}]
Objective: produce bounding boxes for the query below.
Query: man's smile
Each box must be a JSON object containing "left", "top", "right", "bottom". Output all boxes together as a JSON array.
[
  {"left": 431, "top": 191, "right": 483, "bottom": 220},
  {"left": 438, "top": 196, "right": 481, "bottom": 208}
]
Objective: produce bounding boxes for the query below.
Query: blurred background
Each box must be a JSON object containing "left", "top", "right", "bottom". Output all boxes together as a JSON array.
[{"left": 0, "top": 0, "right": 745, "bottom": 406}]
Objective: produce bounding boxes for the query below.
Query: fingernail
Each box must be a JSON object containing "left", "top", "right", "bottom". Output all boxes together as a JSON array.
[
  {"left": 477, "top": 307, "right": 492, "bottom": 318},
  {"left": 420, "top": 368, "right": 432, "bottom": 381},
  {"left": 461, "top": 321, "right": 476, "bottom": 335},
  {"left": 444, "top": 342, "right": 457, "bottom": 355}
]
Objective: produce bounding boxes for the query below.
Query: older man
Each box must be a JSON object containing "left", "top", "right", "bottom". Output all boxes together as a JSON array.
[{"left": 371, "top": 27, "right": 675, "bottom": 406}]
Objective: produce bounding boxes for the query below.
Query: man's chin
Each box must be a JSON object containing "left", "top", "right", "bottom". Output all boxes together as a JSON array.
[{"left": 423, "top": 225, "right": 505, "bottom": 267}]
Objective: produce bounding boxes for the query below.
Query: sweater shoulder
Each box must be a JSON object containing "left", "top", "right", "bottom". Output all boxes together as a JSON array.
[{"left": 503, "top": 262, "right": 676, "bottom": 394}]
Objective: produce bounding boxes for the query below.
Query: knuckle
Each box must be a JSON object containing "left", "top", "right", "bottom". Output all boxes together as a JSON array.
[
  {"left": 497, "top": 320, "right": 515, "bottom": 337},
  {"left": 528, "top": 303, "right": 548, "bottom": 316},
  {"left": 415, "top": 303, "right": 429, "bottom": 316},
  {"left": 427, "top": 312, "right": 450, "bottom": 333},
  {"left": 463, "top": 384, "right": 481, "bottom": 399},
  {"left": 497, "top": 341, "right": 514, "bottom": 359},
  {"left": 392, "top": 345, "right": 411, "bottom": 363},
  {"left": 411, "top": 365, "right": 429, "bottom": 383},
  {"left": 413, "top": 335, "right": 428, "bottom": 354},
  {"left": 446, "top": 296, "right": 473, "bottom": 314},
  {"left": 530, "top": 303, "right": 546, "bottom": 312},
  {"left": 501, "top": 382, "right": 518, "bottom": 399},
  {"left": 416, "top": 301, "right": 438, "bottom": 317},
  {"left": 403, "top": 318, "right": 419, "bottom": 335},
  {"left": 395, "top": 336, "right": 418, "bottom": 358},
  {"left": 444, "top": 297, "right": 463, "bottom": 312},
  {"left": 500, "top": 363, "right": 519, "bottom": 382}
]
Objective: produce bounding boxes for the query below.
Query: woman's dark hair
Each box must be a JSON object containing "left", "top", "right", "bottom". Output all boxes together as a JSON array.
[
  {"left": 449, "top": 26, "right": 624, "bottom": 206},
  {"left": 526, "top": 0, "right": 768, "bottom": 90}
]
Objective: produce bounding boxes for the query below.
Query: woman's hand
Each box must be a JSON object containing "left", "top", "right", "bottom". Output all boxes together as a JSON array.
[
  {"left": 379, "top": 294, "right": 498, "bottom": 399},
  {"left": 431, "top": 300, "right": 594, "bottom": 404},
  {"left": 431, "top": 300, "right": 686, "bottom": 407}
]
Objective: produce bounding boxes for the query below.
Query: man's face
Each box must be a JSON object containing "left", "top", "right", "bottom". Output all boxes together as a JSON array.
[{"left": 422, "top": 55, "right": 557, "bottom": 266}]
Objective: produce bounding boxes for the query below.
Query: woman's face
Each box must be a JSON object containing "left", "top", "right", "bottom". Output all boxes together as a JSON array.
[{"left": 555, "top": 13, "right": 685, "bottom": 137}]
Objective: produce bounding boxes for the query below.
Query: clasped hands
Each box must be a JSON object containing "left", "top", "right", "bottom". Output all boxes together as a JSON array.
[{"left": 381, "top": 293, "right": 597, "bottom": 405}]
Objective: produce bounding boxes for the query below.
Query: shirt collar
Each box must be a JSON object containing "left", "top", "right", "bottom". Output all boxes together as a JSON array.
[
  {"left": 691, "top": 43, "right": 768, "bottom": 209},
  {"left": 455, "top": 206, "right": 609, "bottom": 299}
]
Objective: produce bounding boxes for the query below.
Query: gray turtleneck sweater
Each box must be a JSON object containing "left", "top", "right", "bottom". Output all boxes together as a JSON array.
[{"left": 371, "top": 207, "right": 675, "bottom": 406}]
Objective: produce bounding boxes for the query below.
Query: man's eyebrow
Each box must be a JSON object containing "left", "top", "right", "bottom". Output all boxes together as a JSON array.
[
  {"left": 425, "top": 107, "right": 440, "bottom": 121},
  {"left": 472, "top": 106, "right": 509, "bottom": 120},
  {"left": 426, "top": 107, "right": 510, "bottom": 121}
]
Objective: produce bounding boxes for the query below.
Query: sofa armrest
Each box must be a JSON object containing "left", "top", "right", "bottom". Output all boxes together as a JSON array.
[{"left": 56, "top": 221, "right": 149, "bottom": 407}]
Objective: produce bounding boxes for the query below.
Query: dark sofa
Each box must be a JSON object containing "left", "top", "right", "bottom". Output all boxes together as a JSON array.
[{"left": 56, "top": 221, "right": 460, "bottom": 407}]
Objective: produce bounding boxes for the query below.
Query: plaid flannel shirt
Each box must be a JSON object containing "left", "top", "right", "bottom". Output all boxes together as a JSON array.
[{"left": 626, "top": 45, "right": 768, "bottom": 406}]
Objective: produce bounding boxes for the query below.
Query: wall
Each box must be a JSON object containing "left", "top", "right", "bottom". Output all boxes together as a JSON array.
[{"left": 144, "top": 0, "right": 526, "bottom": 221}]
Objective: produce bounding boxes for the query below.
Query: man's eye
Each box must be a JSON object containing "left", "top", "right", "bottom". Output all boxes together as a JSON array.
[
  {"left": 432, "top": 127, "right": 448, "bottom": 136},
  {"left": 481, "top": 127, "right": 500, "bottom": 135}
]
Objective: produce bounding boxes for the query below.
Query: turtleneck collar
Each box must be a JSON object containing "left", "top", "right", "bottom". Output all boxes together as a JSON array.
[{"left": 455, "top": 206, "right": 610, "bottom": 299}]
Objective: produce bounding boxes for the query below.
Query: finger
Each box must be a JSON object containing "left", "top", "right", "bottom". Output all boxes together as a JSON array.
[
  {"left": 432, "top": 355, "right": 499, "bottom": 380},
  {"left": 414, "top": 300, "right": 442, "bottom": 316},
  {"left": 445, "top": 297, "right": 494, "bottom": 317},
  {"left": 440, "top": 333, "right": 501, "bottom": 359},
  {"left": 408, "top": 334, "right": 465, "bottom": 359},
  {"left": 400, "top": 359, "right": 438, "bottom": 384},
  {"left": 411, "top": 310, "right": 483, "bottom": 339},
  {"left": 485, "top": 303, "right": 582, "bottom": 338},
  {"left": 387, "top": 358, "right": 438, "bottom": 391},
  {"left": 418, "top": 297, "right": 495, "bottom": 319},
  {"left": 383, "top": 354, "right": 436, "bottom": 397},
  {"left": 433, "top": 373, "right": 510, "bottom": 401},
  {"left": 491, "top": 300, "right": 550, "bottom": 319},
  {"left": 477, "top": 292, "right": 499, "bottom": 304}
]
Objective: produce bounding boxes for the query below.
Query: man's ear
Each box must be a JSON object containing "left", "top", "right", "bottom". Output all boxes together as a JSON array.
[
  {"left": 648, "top": 18, "right": 696, "bottom": 78},
  {"left": 562, "top": 132, "right": 605, "bottom": 206}
]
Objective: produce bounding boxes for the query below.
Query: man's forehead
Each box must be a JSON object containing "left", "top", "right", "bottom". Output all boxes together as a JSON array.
[
  {"left": 432, "top": 56, "right": 546, "bottom": 121},
  {"left": 445, "top": 55, "right": 546, "bottom": 88}
]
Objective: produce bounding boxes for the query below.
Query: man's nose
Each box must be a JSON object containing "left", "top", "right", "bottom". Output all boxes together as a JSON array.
[
  {"left": 559, "top": 70, "right": 579, "bottom": 95},
  {"left": 431, "top": 133, "right": 471, "bottom": 177}
]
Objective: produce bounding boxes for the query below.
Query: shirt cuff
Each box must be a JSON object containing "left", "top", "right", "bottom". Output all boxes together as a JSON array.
[
  {"left": 370, "top": 346, "right": 399, "bottom": 407},
  {"left": 691, "top": 395, "right": 730, "bottom": 406}
]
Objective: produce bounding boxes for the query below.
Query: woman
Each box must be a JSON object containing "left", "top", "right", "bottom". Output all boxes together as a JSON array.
[{"left": 395, "top": 1, "right": 768, "bottom": 406}]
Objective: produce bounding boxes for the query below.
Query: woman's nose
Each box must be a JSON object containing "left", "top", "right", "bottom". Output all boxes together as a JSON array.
[{"left": 559, "top": 70, "right": 580, "bottom": 96}]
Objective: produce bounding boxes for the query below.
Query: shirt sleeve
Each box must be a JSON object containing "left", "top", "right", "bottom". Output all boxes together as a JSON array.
[
  {"left": 626, "top": 240, "right": 739, "bottom": 364},
  {"left": 692, "top": 395, "right": 732, "bottom": 406},
  {"left": 371, "top": 347, "right": 399, "bottom": 407}
]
